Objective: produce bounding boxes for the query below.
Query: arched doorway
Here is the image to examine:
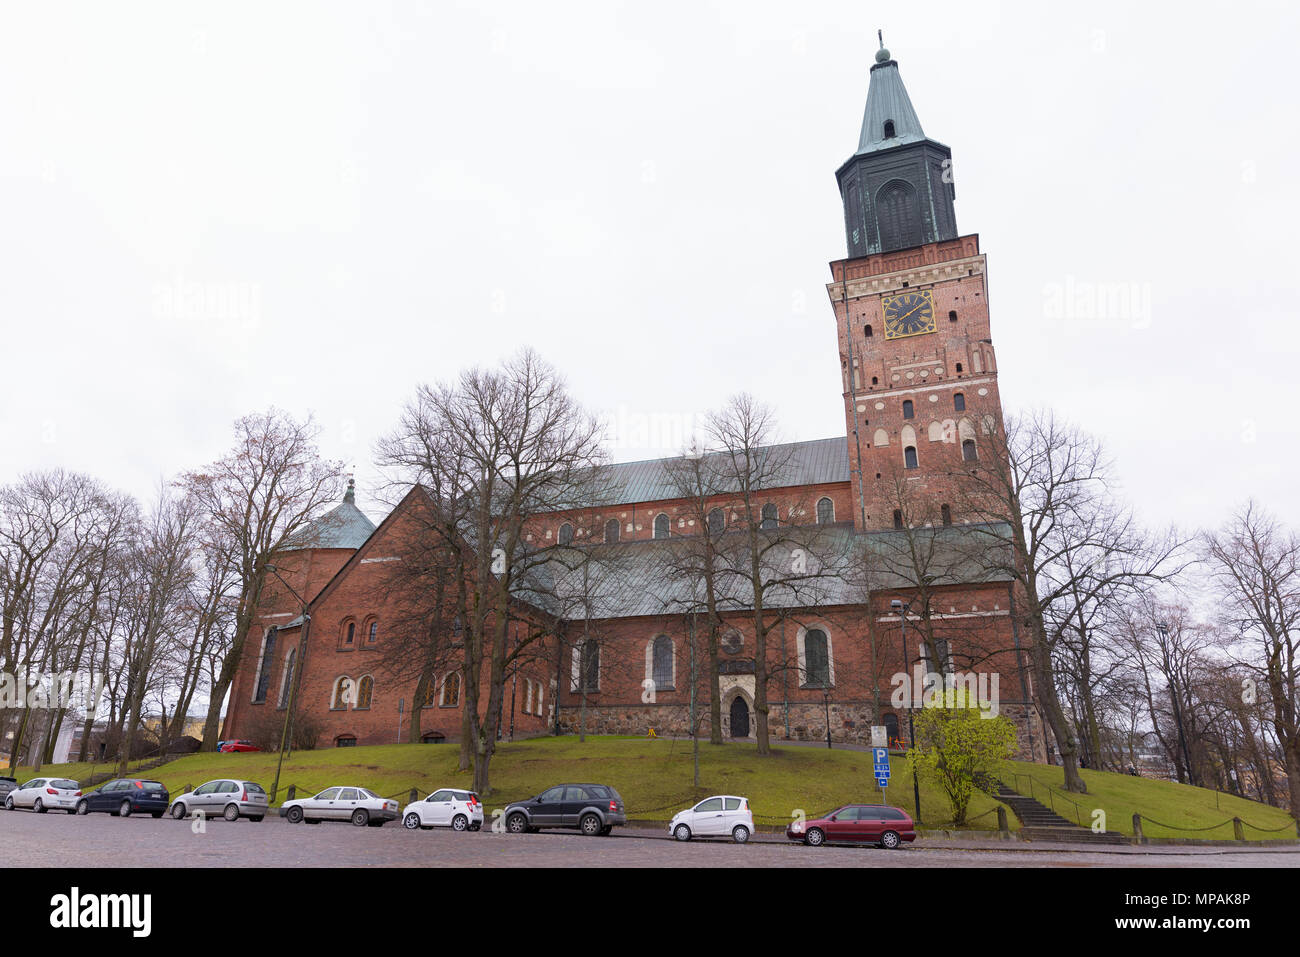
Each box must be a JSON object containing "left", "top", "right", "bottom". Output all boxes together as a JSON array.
[{"left": 729, "top": 697, "right": 751, "bottom": 738}]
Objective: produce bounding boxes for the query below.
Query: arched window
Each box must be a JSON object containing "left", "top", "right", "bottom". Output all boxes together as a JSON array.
[
  {"left": 367, "top": 620, "right": 378, "bottom": 644},
  {"left": 441, "top": 672, "right": 461, "bottom": 707},
  {"left": 883, "top": 712, "right": 902, "bottom": 749},
  {"left": 355, "top": 675, "right": 373, "bottom": 710},
  {"left": 864, "top": 323, "right": 873, "bottom": 337},
  {"left": 572, "top": 642, "right": 600, "bottom": 692},
  {"left": 653, "top": 513, "right": 670, "bottom": 539},
  {"left": 707, "top": 507, "right": 725, "bottom": 536},
  {"left": 343, "top": 621, "right": 355, "bottom": 647},
  {"left": 904, "top": 446, "right": 919, "bottom": 469},
  {"left": 902, "top": 400, "right": 914, "bottom": 419},
  {"left": 875, "top": 180, "right": 921, "bottom": 251},
  {"left": 649, "top": 635, "right": 674, "bottom": 691},
  {"left": 605, "top": 518, "right": 619, "bottom": 543},
  {"left": 277, "top": 647, "right": 296, "bottom": 709},
  {"left": 558, "top": 523, "right": 574, "bottom": 546},
  {"left": 953, "top": 392, "right": 965, "bottom": 411},
  {"left": 893, "top": 509, "right": 904, "bottom": 530},
  {"left": 253, "top": 627, "right": 277, "bottom": 703},
  {"left": 331, "top": 676, "right": 352, "bottom": 711},
  {"left": 800, "top": 627, "right": 833, "bottom": 688},
  {"left": 421, "top": 676, "right": 437, "bottom": 708},
  {"left": 962, "top": 439, "right": 978, "bottom": 462},
  {"left": 941, "top": 504, "right": 952, "bottom": 526},
  {"left": 948, "top": 310, "right": 958, "bottom": 322},
  {"left": 955, "top": 362, "right": 963, "bottom": 374},
  {"left": 817, "top": 497, "right": 834, "bottom": 525},
  {"left": 873, "top": 428, "right": 889, "bottom": 447},
  {"left": 883, "top": 119, "right": 896, "bottom": 139},
  {"left": 871, "top": 376, "right": 879, "bottom": 386},
  {"left": 761, "top": 504, "right": 778, "bottom": 530}
]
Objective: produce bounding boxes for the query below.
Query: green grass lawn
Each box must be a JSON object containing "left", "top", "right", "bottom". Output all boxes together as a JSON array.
[
  {"left": 1, "top": 757, "right": 160, "bottom": 787},
  {"left": 1001, "top": 761, "right": 1298, "bottom": 841},
  {"left": 9, "top": 738, "right": 1293, "bottom": 840}
]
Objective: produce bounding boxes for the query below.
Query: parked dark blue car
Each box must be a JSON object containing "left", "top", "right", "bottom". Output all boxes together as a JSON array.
[{"left": 75, "top": 779, "right": 170, "bottom": 818}]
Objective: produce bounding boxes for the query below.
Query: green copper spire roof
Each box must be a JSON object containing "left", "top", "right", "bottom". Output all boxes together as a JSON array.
[{"left": 856, "top": 36, "right": 928, "bottom": 155}]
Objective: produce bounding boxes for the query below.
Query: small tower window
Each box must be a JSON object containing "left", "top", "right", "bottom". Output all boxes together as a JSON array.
[
  {"left": 948, "top": 310, "right": 958, "bottom": 322},
  {"left": 654, "top": 513, "right": 670, "bottom": 539},
  {"left": 941, "top": 504, "right": 952, "bottom": 526},
  {"left": 883, "top": 120, "right": 896, "bottom": 139},
  {"left": 558, "top": 523, "right": 574, "bottom": 546},
  {"left": 954, "top": 392, "right": 966, "bottom": 411},
  {"left": 902, "top": 400, "right": 914, "bottom": 419},
  {"left": 962, "top": 439, "right": 978, "bottom": 462},
  {"left": 893, "top": 509, "right": 903, "bottom": 530},
  {"left": 605, "top": 518, "right": 619, "bottom": 543},
  {"left": 871, "top": 376, "right": 878, "bottom": 386},
  {"left": 904, "top": 446, "right": 919, "bottom": 470},
  {"left": 864, "top": 324, "right": 873, "bottom": 338},
  {"left": 955, "top": 363, "right": 963, "bottom": 374}
]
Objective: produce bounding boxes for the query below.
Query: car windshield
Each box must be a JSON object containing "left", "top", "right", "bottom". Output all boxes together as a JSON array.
[
  {"left": 243, "top": 782, "right": 266, "bottom": 794},
  {"left": 51, "top": 779, "right": 78, "bottom": 789},
  {"left": 141, "top": 781, "right": 165, "bottom": 790}
]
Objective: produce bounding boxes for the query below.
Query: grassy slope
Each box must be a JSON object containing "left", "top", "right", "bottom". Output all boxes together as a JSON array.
[
  {"left": 1002, "top": 762, "right": 1297, "bottom": 840},
  {"left": 11, "top": 739, "right": 1294, "bottom": 839}
]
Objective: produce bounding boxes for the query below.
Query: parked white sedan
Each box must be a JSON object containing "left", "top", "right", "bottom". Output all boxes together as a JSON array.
[
  {"left": 669, "top": 794, "right": 753, "bottom": 843},
  {"left": 281, "top": 786, "right": 399, "bottom": 827},
  {"left": 3, "top": 777, "right": 80, "bottom": 813},
  {"left": 401, "top": 787, "right": 483, "bottom": 832}
]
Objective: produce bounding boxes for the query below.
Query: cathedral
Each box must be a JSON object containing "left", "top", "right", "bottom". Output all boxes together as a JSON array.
[{"left": 222, "top": 42, "right": 1048, "bottom": 763}]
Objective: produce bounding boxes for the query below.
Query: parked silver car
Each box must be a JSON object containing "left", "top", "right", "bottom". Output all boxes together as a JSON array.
[
  {"left": 281, "top": 786, "right": 399, "bottom": 827},
  {"left": 168, "top": 779, "right": 268, "bottom": 822}
]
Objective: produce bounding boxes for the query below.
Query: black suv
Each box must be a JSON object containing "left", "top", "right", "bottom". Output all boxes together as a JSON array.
[{"left": 504, "top": 783, "right": 627, "bottom": 836}]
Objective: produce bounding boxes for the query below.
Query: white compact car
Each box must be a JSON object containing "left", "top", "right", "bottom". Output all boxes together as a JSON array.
[
  {"left": 669, "top": 794, "right": 753, "bottom": 843},
  {"left": 281, "top": 786, "right": 400, "bottom": 827},
  {"left": 401, "top": 787, "right": 484, "bottom": 832},
  {"left": 4, "top": 777, "right": 80, "bottom": 813}
]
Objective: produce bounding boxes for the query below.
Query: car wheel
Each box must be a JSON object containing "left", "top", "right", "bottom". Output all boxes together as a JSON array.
[
  {"left": 507, "top": 812, "right": 528, "bottom": 834},
  {"left": 403, "top": 812, "right": 422, "bottom": 830},
  {"left": 881, "top": 830, "right": 901, "bottom": 849},
  {"left": 119, "top": 800, "right": 132, "bottom": 818},
  {"left": 170, "top": 802, "right": 187, "bottom": 820},
  {"left": 732, "top": 825, "right": 751, "bottom": 844},
  {"left": 674, "top": 823, "right": 692, "bottom": 842},
  {"left": 3, "top": 796, "right": 13, "bottom": 810},
  {"left": 223, "top": 803, "right": 240, "bottom": 822},
  {"left": 34, "top": 798, "right": 45, "bottom": 813},
  {"left": 452, "top": 814, "right": 468, "bottom": 832},
  {"left": 805, "top": 827, "right": 825, "bottom": 847},
  {"left": 286, "top": 805, "right": 304, "bottom": 824},
  {"left": 351, "top": 808, "right": 369, "bottom": 827},
  {"left": 579, "top": 813, "right": 602, "bottom": 836}
]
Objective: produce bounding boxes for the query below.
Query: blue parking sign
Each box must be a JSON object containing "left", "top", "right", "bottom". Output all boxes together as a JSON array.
[{"left": 872, "top": 747, "right": 889, "bottom": 770}]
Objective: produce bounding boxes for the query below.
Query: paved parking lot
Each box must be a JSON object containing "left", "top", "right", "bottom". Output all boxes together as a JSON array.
[{"left": 4, "top": 809, "right": 1298, "bottom": 867}]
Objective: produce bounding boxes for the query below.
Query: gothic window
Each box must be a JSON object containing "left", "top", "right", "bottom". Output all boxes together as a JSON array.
[
  {"left": 941, "top": 504, "right": 952, "bottom": 526},
  {"left": 605, "top": 518, "right": 619, "bottom": 543},
  {"left": 367, "top": 620, "right": 378, "bottom": 644},
  {"left": 904, "top": 446, "right": 919, "bottom": 469},
  {"left": 421, "top": 677, "right": 437, "bottom": 708},
  {"left": 253, "top": 628, "right": 277, "bottom": 704},
  {"left": 817, "top": 497, "right": 834, "bottom": 525},
  {"left": 654, "top": 513, "right": 669, "bottom": 539},
  {"left": 903, "top": 400, "right": 914, "bottom": 419},
  {"left": 708, "top": 507, "right": 725, "bottom": 536},
  {"left": 277, "top": 647, "right": 296, "bottom": 709},
  {"left": 875, "top": 180, "right": 922, "bottom": 251},
  {"left": 954, "top": 392, "right": 966, "bottom": 411},
  {"left": 573, "top": 642, "right": 600, "bottom": 692},
  {"left": 761, "top": 503, "right": 778, "bottom": 530},
  {"left": 883, "top": 119, "right": 896, "bottom": 139},
  {"left": 355, "top": 675, "right": 373, "bottom": 710},
  {"left": 962, "top": 439, "right": 978, "bottom": 462},
  {"left": 331, "top": 676, "right": 352, "bottom": 711},
  {"left": 441, "top": 672, "right": 461, "bottom": 707},
  {"left": 558, "top": 523, "right": 574, "bottom": 546}
]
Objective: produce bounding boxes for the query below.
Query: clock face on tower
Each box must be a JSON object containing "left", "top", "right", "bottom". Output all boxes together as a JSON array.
[{"left": 881, "top": 290, "right": 936, "bottom": 340}]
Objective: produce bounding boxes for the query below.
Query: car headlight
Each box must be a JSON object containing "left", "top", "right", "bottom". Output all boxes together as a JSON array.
[{"left": 791, "top": 822, "right": 803, "bottom": 832}]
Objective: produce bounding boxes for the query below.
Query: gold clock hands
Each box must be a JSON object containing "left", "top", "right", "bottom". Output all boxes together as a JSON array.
[{"left": 895, "top": 300, "right": 927, "bottom": 325}]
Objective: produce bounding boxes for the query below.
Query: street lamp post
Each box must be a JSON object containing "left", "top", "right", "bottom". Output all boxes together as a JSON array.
[
  {"left": 892, "top": 598, "right": 923, "bottom": 825},
  {"left": 822, "top": 690, "right": 832, "bottom": 750}
]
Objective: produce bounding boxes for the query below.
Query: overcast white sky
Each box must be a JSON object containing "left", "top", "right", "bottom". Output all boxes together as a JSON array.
[{"left": 2, "top": 1, "right": 1297, "bottom": 534}]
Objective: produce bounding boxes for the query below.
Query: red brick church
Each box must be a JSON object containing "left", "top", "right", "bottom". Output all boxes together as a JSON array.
[{"left": 222, "top": 41, "right": 1049, "bottom": 762}]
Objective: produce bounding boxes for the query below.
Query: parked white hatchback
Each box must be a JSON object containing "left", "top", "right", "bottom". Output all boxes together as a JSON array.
[
  {"left": 3, "top": 777, "right": 81, "bottom": 813},
  {"left": 281, "top": 786, "right": 400, "bottom": 827},
  {"left": 669, "top": 794, "right": 753, "bottom": 843},
  {"left": 401, "top": 787, "right": 484, "bottom": 832}
]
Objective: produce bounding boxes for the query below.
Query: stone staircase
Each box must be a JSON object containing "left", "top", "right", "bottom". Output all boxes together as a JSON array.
[{"left": 995, "top": 781, "right": 1129, "bottom": 845}]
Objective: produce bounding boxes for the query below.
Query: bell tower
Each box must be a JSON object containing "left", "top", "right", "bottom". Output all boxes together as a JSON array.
[{"left": 829, "top": 39, "right": 1005, "bottom": 532}]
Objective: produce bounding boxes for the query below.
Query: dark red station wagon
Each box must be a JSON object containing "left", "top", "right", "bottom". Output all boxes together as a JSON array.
[{"left": 786, "top": 804, "right": 915, "bottom": 849}]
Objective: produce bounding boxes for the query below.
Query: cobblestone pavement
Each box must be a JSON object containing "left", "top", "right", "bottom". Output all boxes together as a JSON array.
[{"left": 4, "top": 809, "right": 1298, "bottom": 867}]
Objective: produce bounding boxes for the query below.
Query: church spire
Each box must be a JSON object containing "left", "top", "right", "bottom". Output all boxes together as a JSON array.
[{"left": 835, "top": 36, "right": 958, "bottom": 257}]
